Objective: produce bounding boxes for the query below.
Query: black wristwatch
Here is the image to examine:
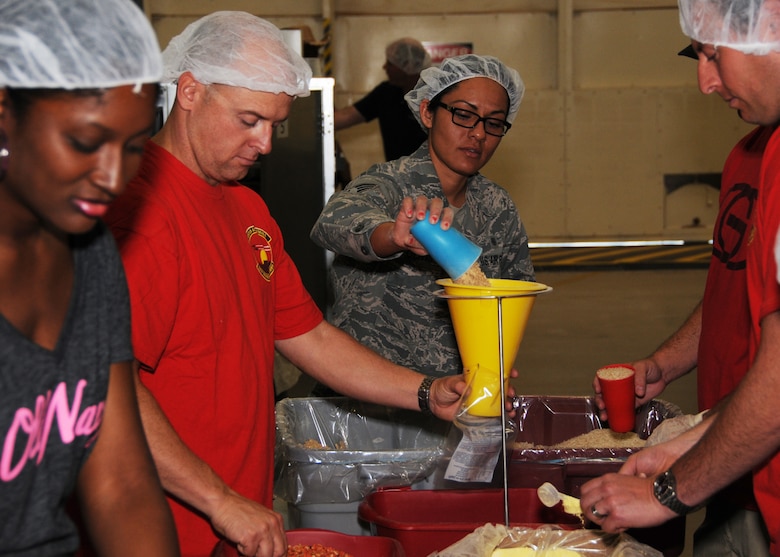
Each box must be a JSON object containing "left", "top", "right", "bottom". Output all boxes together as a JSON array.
[
  {"left": 653, "top": 469, "right": 700, "bottom": 515},
  {"left": 417, "top": 376, "right": 435, "bottom": 416}
]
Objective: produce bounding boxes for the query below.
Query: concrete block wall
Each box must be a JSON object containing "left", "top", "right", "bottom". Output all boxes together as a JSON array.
[{"left": 144, "top": 0, "right": 753, "bottom": 241}]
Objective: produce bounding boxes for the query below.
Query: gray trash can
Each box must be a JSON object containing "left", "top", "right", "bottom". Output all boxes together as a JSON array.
[{"left": 274, "top": 397, "right": 452, "bottom": 535}]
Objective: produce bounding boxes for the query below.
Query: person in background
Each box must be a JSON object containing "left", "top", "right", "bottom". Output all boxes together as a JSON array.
[
  {"left": 589, "top": 45, "right": 771, "bottom": 556},
  {"left": 104, "top": 12, "right": 466, "bottom": 557},
  {"left": 311, "top": 54, "right": 535, "bottom": 384},
  {"left": 579, "top": 2, "right": 780, "bottom": 554},
  {"left": 335, "top": 37, "right": 431, "bottom": 161},
  {"left": 0, "top": 0, "right": 179, "bottom": 555}
]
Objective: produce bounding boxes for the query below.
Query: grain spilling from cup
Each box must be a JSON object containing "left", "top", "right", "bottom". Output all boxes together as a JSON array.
[{"left": 454, "top": 261, "right": 491, "bottom": 286}]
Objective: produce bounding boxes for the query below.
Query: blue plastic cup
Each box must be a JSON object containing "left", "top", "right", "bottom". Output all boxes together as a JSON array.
[{"left": 411, "top": 214, "right": 482, "bottom": 280}]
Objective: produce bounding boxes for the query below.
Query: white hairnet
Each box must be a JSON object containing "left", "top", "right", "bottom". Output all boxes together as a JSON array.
[
  {"left": 386, "top": 38, "right": 432, "bottom": 76},
  {"left": 0, "top": 0, "right": 162, "bottom": 90},
  {"left": 162, "top": 11, "right": 311, "bottom": 97},
  {"left": 679, "top": 0, "right": 780, "bottom": 55},
  {"left": 405, "top": 54, "right": 524, "bottom": 127}
]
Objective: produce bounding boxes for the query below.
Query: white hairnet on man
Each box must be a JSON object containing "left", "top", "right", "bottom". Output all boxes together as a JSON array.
[
  {"left": 405, "top": 54, "right": 524, "bottom": 127},
  {"left": 0, "top": 0, "right": 162, "bottom": 90},
  {"left": 161, "top": 10, "right": 311, "bottom": 97},
  {"left": 679, "top": 0, "right": 780, "bottom": 55},
  {"left": 386, "top": 38, "right": 432, "bottom": 76}
]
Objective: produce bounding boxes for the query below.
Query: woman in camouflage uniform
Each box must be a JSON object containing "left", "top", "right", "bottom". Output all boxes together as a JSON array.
[{"left": 311, "top": 54, "right": 534, "bottom": 380}]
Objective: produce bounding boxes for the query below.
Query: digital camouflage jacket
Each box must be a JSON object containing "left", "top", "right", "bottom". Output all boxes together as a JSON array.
[{"left": 310, "top": 143, "right": 534, "bottom": 377}]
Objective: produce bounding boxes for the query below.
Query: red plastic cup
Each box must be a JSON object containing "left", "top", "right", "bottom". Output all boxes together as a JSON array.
[{"left": 596, "top": 364, "right": 636, "bottom": 433}]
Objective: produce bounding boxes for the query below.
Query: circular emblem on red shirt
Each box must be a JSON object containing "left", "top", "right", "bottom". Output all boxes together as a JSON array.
[{"left": 246, "top": 226, "right": 275, "bottom": 281}]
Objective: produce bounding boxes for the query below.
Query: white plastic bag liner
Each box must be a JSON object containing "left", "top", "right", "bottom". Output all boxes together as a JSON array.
[{"left": 275, "top": 397, "right": 452, "bottom": 504}]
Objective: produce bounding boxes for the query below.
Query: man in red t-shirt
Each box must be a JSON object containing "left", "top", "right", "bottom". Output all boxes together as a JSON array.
[
  {"left": 105, "top": 12, "right": 466, "bottom": 557},
  {"left": 580, "top": 1, "right": 780, "bottom": 553},
  {"left": 591, "top": 45, "right": 772, "bottom": 555}
]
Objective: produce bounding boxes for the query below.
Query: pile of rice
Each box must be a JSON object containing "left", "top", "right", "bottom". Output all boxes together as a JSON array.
[{"left": 512, "top": 429, "right": 645, "bottom": 450}]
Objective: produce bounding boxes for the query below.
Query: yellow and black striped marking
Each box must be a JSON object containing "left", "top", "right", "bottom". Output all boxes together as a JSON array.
[{"left": 530, "top": 242, "right": 712, "bottom": 270}]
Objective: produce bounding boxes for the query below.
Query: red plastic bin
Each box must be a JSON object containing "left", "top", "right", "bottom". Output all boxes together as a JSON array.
[
  {"left": 358, "top": 488, "right": 581, "bottom": 557},
  {"left": 212, "top": 528, "right": 405, "bottom": 557},
  {"left": 507, "top": 396, "right": 685, "bottom": 557}
]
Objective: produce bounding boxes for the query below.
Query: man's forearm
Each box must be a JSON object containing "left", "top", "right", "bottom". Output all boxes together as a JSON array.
[
  {"left": 671, "top": 311, "right": 780, "bottom": 507},
  {"left": 277, "top": 321, "right": 422, "bottom": 410},
  {"left": 133, "top": 367, "right": 230, "bottom": 518},
  {"left": 652, "top": 300, "right": 703, "bottom": 383}
]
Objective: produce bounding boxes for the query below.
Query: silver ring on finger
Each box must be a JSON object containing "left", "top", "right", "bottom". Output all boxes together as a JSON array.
[{"left": 591, "top": 503, "right": 608, "bottom": 519}]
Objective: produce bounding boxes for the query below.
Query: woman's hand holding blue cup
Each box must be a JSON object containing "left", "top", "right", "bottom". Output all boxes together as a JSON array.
[{"left": 410, "top": 209, "right": 482, "bottom": 280}]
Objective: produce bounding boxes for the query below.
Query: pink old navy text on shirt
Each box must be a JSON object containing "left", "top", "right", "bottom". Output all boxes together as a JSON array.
[{"left": 1, "top": 379, "right": 104, "bottom": 481}]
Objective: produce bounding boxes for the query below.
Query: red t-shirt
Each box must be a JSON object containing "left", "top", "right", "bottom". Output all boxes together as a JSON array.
[
  {"left": 698, "top": 126, "right": 773, "bottom": 512},
  {"left": 747, "top": 125, "right": 780, "bottom": 553},
  {"left": 699, "top": 126, "right": 771, "bottom": 410},
  {"left": 106, "top": 142, "right": 323, "bottom": 556}
]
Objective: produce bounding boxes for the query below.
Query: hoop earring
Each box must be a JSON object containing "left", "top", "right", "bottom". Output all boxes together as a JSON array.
[{"left": 0, "top": 130, "right": 8, "bottom": 182}]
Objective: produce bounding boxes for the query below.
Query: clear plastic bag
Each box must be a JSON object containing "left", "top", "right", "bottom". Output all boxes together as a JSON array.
[
  {"left": 274, "top": 397, "right": 451, "bottom": 504},
  {"left": 511, "top": 397, "right": 682, "bottom": 462},
  {"left": 430, "top": 524, "right": 663, "bottom": 557},
  {"left": 443, "top": 391, "right": 518, "bottom": 483}
]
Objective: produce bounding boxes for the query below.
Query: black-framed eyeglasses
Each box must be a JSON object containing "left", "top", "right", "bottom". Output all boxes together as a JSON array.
[{"left": 437, "top": 102, "right": 511, "bottom": 137}]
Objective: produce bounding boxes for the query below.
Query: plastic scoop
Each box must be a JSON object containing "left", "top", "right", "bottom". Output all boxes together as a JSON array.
[
  {"left": 410, "top": 213, "right": 481, "bottom": 280},
  {"left": 537, "top": 482, "right": 583, "bottom": 522}
]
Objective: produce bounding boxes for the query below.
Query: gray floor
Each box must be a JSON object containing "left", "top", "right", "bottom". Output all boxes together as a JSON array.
[{"left": 285, "top": 267, "right": 709, "bottom": 556}]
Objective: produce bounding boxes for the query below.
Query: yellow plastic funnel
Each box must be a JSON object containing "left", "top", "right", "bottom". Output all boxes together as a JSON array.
[{"left": 437, "top": 278, "right": 551, "bottom": 417}]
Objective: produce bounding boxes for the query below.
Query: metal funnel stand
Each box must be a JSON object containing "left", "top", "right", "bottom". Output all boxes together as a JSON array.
[{"left": 437, "top": 278, "right": 552, "bottom": 526}]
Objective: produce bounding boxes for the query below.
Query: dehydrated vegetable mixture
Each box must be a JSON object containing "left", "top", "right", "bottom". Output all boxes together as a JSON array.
[{"left": 287, "top": 544, "right": 354, "bottom": 557}]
